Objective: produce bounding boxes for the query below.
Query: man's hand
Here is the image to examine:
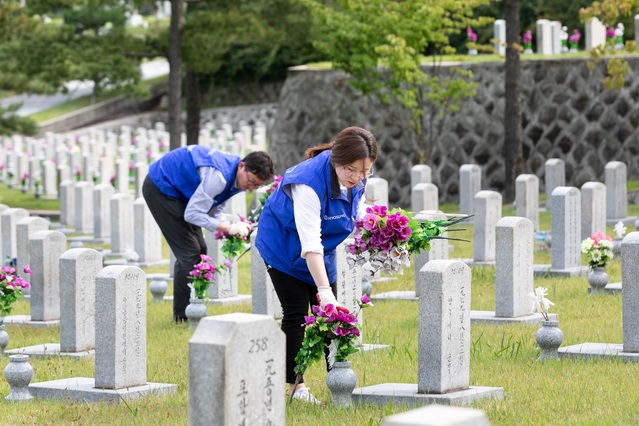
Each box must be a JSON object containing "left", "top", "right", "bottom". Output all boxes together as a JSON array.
[{"left": 229, "top": 222, "right": 252, "bottom": 237}]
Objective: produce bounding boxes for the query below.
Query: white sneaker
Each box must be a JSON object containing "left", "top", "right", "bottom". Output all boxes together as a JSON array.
[{"left": 291, "top": 387, "right": 322, "bottom": 405}]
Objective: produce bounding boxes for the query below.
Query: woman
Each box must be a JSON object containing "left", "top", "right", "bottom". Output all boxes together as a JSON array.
[{"left": 255, "top": 126, "right": 377, "bottom": 403}]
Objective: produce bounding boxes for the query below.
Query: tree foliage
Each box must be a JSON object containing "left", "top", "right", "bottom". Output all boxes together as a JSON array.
[{"left": 301, "top": 0, "right": 492, "bottom": 165}]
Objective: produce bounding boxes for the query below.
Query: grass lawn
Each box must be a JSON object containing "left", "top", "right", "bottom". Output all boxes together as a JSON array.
[{"left": 1, "top": 187, "right": 639, "bottom": 424}]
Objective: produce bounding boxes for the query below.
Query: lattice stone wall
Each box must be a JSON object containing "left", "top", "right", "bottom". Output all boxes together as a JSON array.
[{"left": 270, "top": 58, "right": 639, "bottom": 206}]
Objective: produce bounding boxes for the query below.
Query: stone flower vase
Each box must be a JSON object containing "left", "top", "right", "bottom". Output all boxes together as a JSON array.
[
  {"left": 536, "top": 320, "right": 564, "bottom": 362},
  {"left": 149, "top": 278, "right": 168, "bottom": 303},
  {"left": 0, "top": 322, "right": 8, "bottom": 354},
  {"left": 325, "top": 360, "right": 357, "bottom": 408},
  {"left": 4, "top": 354, "right": 34, "bottom": 402},
  {"left": 185, "top": 298, "right": 208, "bottom": 329},
  {"left": 588, "top": 267, "right": 609, "bottom": 292}
]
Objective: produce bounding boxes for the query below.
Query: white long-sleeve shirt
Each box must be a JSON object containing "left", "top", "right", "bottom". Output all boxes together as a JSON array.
[
  {"left": 183, "top": 166, "right": 232, "bottom": 232},
  {"left": 290, "top": 183, "right": 367, "bottom": 258}
]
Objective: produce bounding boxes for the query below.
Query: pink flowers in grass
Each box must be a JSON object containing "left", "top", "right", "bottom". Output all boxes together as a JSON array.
[{"left": 467, "top": 28, "right": 477, "bottom": 42}]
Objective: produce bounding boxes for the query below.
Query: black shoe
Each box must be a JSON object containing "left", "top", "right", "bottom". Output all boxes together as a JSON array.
[{"left": 174, "top": 316, "right": 188, "bottom": 323}]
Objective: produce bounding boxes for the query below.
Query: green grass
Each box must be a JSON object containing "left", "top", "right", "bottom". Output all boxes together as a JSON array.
[{"left": 2, "top": 189, "right": 639, "bottom": 424}]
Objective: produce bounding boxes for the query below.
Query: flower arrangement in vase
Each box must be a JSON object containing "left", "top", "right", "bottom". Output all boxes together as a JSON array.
[
  {"left": 466, "top": 28, "right": 478, "bottom": 55},
  {"left": 20, "top": 173, "right": 28, "bottom": 193},
  {"left": 293, "top": 295, "right": 373, "bottom": 407},
  {"left": 522, "top": 30, "right": 533, "bottom": 54},
  {"left": 0, "top": 266, "right": 31, "bottom": 353},
  {"left": 581, "top": 232, "right": 614, "bottom": 291},
  {"left": 185, "top": 254, "right": 228, "bottom": 328},
  {"left": 580, "top": 232, "right": 614, "bottom": 269},
  {"left": 569, "top": 29, "right": 581, "bottom": 52},
  {"left": 528, "top": 286, "right": 562, "bottom": 361}
]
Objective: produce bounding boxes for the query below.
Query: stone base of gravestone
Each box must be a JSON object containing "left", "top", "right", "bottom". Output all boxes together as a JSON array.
[
  {"left": 587, "top": 282, "right": 621, "bottom": 294},
  {"left": 383, "top": 404, "right": 490, "bottom": 426},
  {"left": 371, "top": 291, "right": 418, "bottom": 301},
  {"left": 353, "top": 383, "right": 503, "bottom": 407},
  {"left": 67, "top": 235, "right": 110, "bottom": 245},
  {"left": 470, "top": 311, "right": 557, "bottom": 325},
  {"left": 102, "top": 255, "right": 169, "bottom": 269},
  {"left": 162, "top": 294, "right": 252, "bottom": 306},
  {"left": 1, "top": 316, "right": 59, "bottom": 328},
  {"left": 533, "top": 264, "right": 589, "bottom": 277},
  {"left": 606, "top": 216, "right": 637, "bottom": 226},
  {"left": 559, "top": 343, "right": 639, "bottom": 362},
  {"left": 29, "top": 377, "right": 177, "bottom": 403},
  {"left": 5, "top": 343, "right": 94, "bottom": 359},
  {"left": 457, "top": 259, "right": 496, "bottom": 267}
]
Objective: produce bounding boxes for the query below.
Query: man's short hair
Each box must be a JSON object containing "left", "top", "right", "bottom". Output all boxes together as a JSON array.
[{"left": 243, "top": 151, "right": 275, "bottom": 181}]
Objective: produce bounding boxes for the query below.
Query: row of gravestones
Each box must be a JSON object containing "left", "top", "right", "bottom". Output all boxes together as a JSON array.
[
  {"left": 492, "top": 16, "right": 639, "bottom": 55},
  {"left": 3, "top": 240, "right": 501, "bottom": 424},
  {"left": 0, "top": 121, "right": 266, "bottom": 196}
]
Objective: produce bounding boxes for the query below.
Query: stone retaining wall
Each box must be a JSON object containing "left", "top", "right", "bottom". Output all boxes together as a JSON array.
[{"left": 269, "top": 58, "right": 639, "bottom": 207}]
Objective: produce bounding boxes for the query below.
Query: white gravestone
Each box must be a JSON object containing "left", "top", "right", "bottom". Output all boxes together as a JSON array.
[
  {"left": 411, "top": 183, "right": 439, "bottom": 213},
  {"left": 515, "top": 174, "right": 539, "bottom": 231},
  {"left": 188, "top": 313, "right": 285, "bottom": 426},
  {"left": 473, "top": 191, "right": 502, "bottom": 263},
  {"left": 581, "top": 182, "right": 606, "bottom": 240},
  {"left": 494, "top": 19, "right": 506, "bottom": 55},
  {"left": 29, "top": 230, "right": 67, "bottom": 322},
  {"left": 459, "top": 164, "right": 481, "bottom": 218},
  {"left": 544, "top": 158, "right": 564, "bottom": 210},
  {"left": 605, "top": 161, "right": 628, "bottom": 221},
  {"left": 1, "top": 207, "right": 29, "bottom": 262},
  {"left": 586, "top": 17, "right": 607, "bottom": 51},
  {"left": 250, "top": 231, "right": 282, "bottom": 320}
]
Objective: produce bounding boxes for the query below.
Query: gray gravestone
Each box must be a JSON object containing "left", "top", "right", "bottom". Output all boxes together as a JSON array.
[
  {"left": 110, "top": 192, "right": 134, "bottom": 255},
  {"left": 134, "top": 162, "right": 148, "bottom": 200},
  {"left": 515, "top": 174, "right": 539, "bottom": 231},
  {"left": 411, "top": 165, "right": 432, "bottom": 189},
  {"left": 411, "top": 183, "right": 439, "bottom": 213},
  {"left": 459, "top": 164, "right": 481, "bottom": 217},
  {"left": 74, "top": 181, "right": 95, "bottom": 234},
  {"left": 536, "top": 19, "right": 552, "bottom": 54},
  {"left": 366, "top": 177, "right": 389, "bottom": 208},
  {"left": 30, "top": 230, "right": 67, "bottom": 321},
  {"left": 605, "top": 161, "right": 628, "bottom": 221},
  {"left": 94, "top": 184, "right": 115, "bottom": 240},
  {"left": 16, "top": 216, "right": 49, "bottom": 280},
  {"left": 250, "top": 231, "right": 282, "bottom": 320},
  {"left": 336, "top": 238, "right": 363, "bottom": 344},
  {"left": 60, "top": 248, "right": 102, "bottom": 353},
  {"left": 473, "top": 191, "right": 502, "bottom": 263},
  {"left": 622, "top": 232, "right": 639, "bottom": 352},
  {"left": 544, "top": 158, "right": 565, "bottom": 210},
  {"left": 188, "top": 313, "right": 285, "bottom": 426},
  {"left": 42, "top": 160, "right": 57, "bottom": 199},
  {"left": 59, "top": 180, "right": 75, "bottom": 228},
  {"left": 205, "top": 227, "right": 240, "bottom": 300},
  {"left": 414, "top": 211, "right": 449, "bottom": 298},
  {"left": 494, "top": 19, "right": 506, "bottom": 55},
  {"left": 29, "top": 264, "right": 176, "bottom": 402},
  {"left": 133, "top": 197, "right": 162, "bottom": 264},
  {"left": 551, "top": 187, "right": 581, "bottom": 270},
  {"left": 495, "top": 217, "right": 534, "bottom": 318},
  {"left": 1, "top": 207, "right": 29, "bottom": 261},
  {"left": 95, "top": 265, "right": 147, "bottom": 389},
  {"left": 581, "top": 181, "right": 606, "bottom": 240}
]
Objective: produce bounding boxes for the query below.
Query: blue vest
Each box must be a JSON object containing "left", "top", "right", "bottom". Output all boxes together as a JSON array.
[
  {"left": 148, "top": 145, "right": 242, "bottom": 206},
  {"left": 255, "top": 150, "right": 364, "bottom": 285}
]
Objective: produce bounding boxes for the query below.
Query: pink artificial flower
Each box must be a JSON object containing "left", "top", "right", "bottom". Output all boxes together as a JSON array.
[
  {"left": 303, "top": 315, "right": 316, "bottom": 325},
  {"left": 224, "top": 260, "right": 232, "bottom": 269},
  {"left": 362, "top": 213, "right": 380, "bottom": 231},
  {"left": 204, "top": 272, "right": 214, "bottom": 280},
  {"left": 361, "top": 294, "right": 373, "bottom": 306},
  {"left": 200, "top": 254, "right": 212, "bottom": 263},
  {"left": 23, "top": 265, "right": 31, "bottom": 276}
]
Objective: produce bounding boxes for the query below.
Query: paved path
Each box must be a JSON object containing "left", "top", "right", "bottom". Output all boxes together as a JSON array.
[{"left": 0, "top": 58, "right": 169, "bottom": 117}]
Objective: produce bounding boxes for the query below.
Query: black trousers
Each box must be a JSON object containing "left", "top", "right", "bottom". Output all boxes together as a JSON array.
[
  {"left": 268, "top": 265, "right": 336, "bottom": 384},
  {"left": 142, "top": 175, "right": 207, "bottom": 319}
]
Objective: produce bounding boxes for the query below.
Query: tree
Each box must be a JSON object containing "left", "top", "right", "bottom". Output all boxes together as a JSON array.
[
  {"left": 503, "top": 0, "right": 524, "bottom": 202},
  {"left": 301, "top": 0, "right": 492, "bottom": 166},
  {"left": 167, "top": 0, "right": 183, "bottom": 150}
]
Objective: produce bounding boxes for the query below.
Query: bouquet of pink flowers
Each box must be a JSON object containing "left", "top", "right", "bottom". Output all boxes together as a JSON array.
[
  {"left": 347, "top": 205, "right": 467, "bottom": 276},
  {"left": 293, "top": 294, "right": 374, "bottom": 390},
  {"left": 0, "top": 265, "right": 31, "bottom": 319},
  {"left": 188, "top": 254, "right": 229, "bottom": 299}
]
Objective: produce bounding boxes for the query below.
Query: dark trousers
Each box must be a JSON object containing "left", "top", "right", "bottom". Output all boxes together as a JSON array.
[
  {"left": 268, "top": 266, "right": 336, "bottom": 384},
  {"left": 142, "top": 175, "right": 207, "bottom": 320}
]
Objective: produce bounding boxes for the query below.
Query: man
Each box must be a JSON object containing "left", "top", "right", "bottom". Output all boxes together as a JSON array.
[{"left": 142, "top": 145, "right": 274, "bottom": 322}]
